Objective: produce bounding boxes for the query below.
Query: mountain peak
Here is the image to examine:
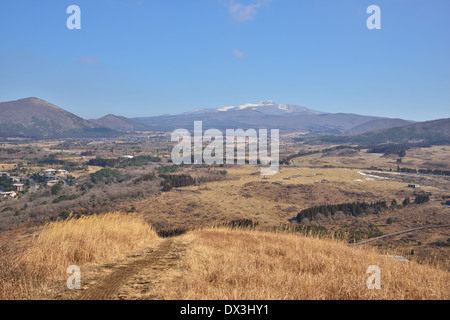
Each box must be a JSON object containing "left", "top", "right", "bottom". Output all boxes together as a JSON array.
[
  {"left": 0, "top": 97, "right": 116, "bottom": 138},
  {"left": 213, "top": 101, "right": 325, "bottom": 116}
]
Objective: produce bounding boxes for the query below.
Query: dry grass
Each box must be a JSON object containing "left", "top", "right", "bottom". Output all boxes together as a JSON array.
[
  {"left": 0, "top": 212, "right": 158, "bottom": 299},
  {"left": 129, "top": 165, "right": 423, "bottom": 231},
  {"left": 156, "top": 228, "right": 450, "bottom": 300}
]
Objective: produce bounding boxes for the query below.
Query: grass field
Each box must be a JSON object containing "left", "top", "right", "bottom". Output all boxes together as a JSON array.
[
  {"left": 0, "top": 213, "right": 159, "bottom": 299},
  {"left": 126, "top": 165, "right": 437, "bottom": 230},
  {"left": 152, "top": 228, "right": 449, "bottom": 300}
]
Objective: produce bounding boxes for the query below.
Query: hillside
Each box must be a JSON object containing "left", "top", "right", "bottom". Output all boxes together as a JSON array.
[
  {"left": 1, "top": 213, "right": 448, "bottom": 300},
  {"left": 89, "top": 114, "right": 150, "bottom": 132},
  {"left": 151, "top": 228, "right": 449, "bottom": 300},
  {"left": 0, "top": 98, "right": 117, "bottom": 139},
  {"left": 346, "top": 118, "right": 412, "bottom": 135},
  {"left": 313, "top": 118, "right": 450, "bottom": 145}
]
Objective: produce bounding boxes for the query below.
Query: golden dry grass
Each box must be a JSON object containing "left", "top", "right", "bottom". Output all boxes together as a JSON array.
[
  {"left": 155, "top": 228, "right": 450, "bottom": 300},
  {"left": 128, "top": 165, "right": 424, "bottom": 231},
  {"left": 0, "top": 212, "right": 158, "bottom": 299}
]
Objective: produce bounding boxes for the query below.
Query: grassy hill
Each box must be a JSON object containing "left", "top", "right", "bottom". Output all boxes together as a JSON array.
[
  {"left": 0, "top": 98, "right": 118, "bottom": 139},
  {"left": 154, "top": 228, "right": 449, "bottom": 300},
  {"left": 1, "top": 212, "right": 448, "bottom": 300}
]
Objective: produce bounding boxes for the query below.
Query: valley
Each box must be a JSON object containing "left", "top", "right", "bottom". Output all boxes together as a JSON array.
[{"left": 0, "top": 98, "right": 449, "bottom": 300}]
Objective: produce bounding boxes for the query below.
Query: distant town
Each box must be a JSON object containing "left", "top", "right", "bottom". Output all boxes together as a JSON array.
[{"left": 0, "top": 168, "right": 72, "bottom": 200}]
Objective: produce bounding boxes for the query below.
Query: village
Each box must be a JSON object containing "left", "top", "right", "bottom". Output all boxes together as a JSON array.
[{"left": 0, "top": 168, "right": 70, "bottom": 201}]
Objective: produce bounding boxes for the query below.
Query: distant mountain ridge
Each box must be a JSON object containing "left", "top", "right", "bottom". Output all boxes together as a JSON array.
[
  {"left": 313, "top": 118, "right": 450, "bottom": 145},
  {"left": 133, "top": 100, "right": 412, "bottom": 135},
  {"left": 346, "top": 118, "right": 413, "bottom": 135},
  {"left": 0, "top": 98, "right": 445, "bottom": 144},
  {"left": 0, "top": 98, "right": 117, "bottom": 139}
]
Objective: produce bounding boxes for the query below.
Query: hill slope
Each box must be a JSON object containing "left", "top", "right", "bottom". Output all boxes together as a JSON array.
[
  {"left": 153, "top": 228, "right": 449, "bottom": 300},
  {"left": 0, "top": 98, "right": 117, "bottom": 138},
  {"left": 314, "top": 118, "right": 450, "bottom": 145},
  {"left": 346, "top": 118, "right": 413, "bottom": 135},
  {"left": 89, "top": 114, "right": 150, "bottom": 132},
  {"left": 2, "top": 214, "right": 448, "bottom": 300}
]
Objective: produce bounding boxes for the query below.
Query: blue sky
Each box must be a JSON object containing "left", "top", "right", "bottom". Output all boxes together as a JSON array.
[{"left": 0, "top": 0, "right": 449, "bottom": 121}]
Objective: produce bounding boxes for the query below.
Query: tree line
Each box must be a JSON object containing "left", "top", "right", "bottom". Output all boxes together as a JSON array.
[
  {"left": 398, "top": 167, "right": 450, "bottom": 177},
  {"left": 160, "top": 174, "right": 196, "bottom": 192},
  {"left": 294, "top": 201, "right": 389, "bottom": 222},
  {"left": 293, "top": 196, "right": 429, "bottom": 223}
]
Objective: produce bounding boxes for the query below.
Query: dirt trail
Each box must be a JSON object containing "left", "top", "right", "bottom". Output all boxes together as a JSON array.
[
  {"left": 349, "top": 224, "right": 450, "bottom": 246},
  {"left": 76, "top": 238, "right": 179, "bottom": 300}
]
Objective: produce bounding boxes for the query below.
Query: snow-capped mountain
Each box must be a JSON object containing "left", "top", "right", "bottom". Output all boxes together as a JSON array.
[{"left": 187, "top": 100, "right": 325, "bottom": 116}]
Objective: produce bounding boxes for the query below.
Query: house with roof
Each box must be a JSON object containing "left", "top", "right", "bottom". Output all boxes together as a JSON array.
[
  {"left": 9, "top": 176, "right": 22, "bottom": 183},
  {"left": 47, "top": 180, "right": 61, "bottom": 187},
  {"left": 13, "top": 184, "right": 25, "bottom": 192},
  {"left": 1, "top": 191, "right": 17, "bottom": 199}
]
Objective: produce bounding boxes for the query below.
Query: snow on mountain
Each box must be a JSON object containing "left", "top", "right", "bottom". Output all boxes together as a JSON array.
[{"left": 188, "top": 101, "right": 325, "bottom": 116}]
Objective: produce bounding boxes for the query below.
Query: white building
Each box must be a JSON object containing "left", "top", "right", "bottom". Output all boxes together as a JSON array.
[
  {"left": 47, "top": 180, "right": 60, "bottom": 187},
  {"left": 13, "top": 184, "right": 25, "bottom": 192},
  {"left": 1, "top": 191, "right": 17, "bottom": 199}
]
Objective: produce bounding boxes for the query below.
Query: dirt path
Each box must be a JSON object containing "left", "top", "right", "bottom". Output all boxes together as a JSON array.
[
  {"left": 73, "top": 238, "right": 180, "bottom": 300},
  {"left": 349, "top": 224, "right": 450, "bottom": 246}
]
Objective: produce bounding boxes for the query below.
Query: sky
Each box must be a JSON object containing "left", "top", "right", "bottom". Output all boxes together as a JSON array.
[{"left": 0, "top": 0, "right": 449, "bottom": 121}]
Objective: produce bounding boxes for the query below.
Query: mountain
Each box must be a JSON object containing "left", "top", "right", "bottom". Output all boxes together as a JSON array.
[
  {"left": 345, "top": 118, "right": 413, "bottom": 135},
  {"left": 133, "top": 101, "right": 401, "bottom": 134},
  {"left": 186, "top": 100, "right": 325, "bottom": 116},
  {"left": 89, "top": 114, "right": 150, "bottom": 132},
  {"left": 0, "top": 97, "right": 431, "bottom": 139},
  {"left": 0, "top": 98, "right": 117, "bottom": 139},
  {"left": 313, "top": 118, "right": 450, "bottom": 145}
]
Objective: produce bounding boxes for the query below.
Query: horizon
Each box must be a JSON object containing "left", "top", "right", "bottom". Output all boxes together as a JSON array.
[{"left": 1, "top": 1, "right": 449, "bottom": 121}]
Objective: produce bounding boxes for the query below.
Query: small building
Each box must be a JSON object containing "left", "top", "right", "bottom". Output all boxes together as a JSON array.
[
  {"left": 122, "top": 155, "right": 134, "bottom": 159},
  {"left": 0, "top": 172, "right": 10, "bottom": 177},
  {"left": 47, "top": 180, "right": 60, "bottom": 187},
  {"left": 408, "top": 184, "right": 419, "bottom": 189},
  {"left": 43, "top": 169, "right": 56, "bottom": 174},
  {"left": 9, "top": 176, "right": 21, "bottom": 183},
  {"left": 44, "top": 174, "right": 56, "bottom": 180},
  {"left": 13, "top": 184, "right": 24, "bottom": 192},
  {"left": 57, "top": 169, "right": 69, "bottom": 175},
  {"left": 1, "top": 191, "right": 17, "bottom": 199}
]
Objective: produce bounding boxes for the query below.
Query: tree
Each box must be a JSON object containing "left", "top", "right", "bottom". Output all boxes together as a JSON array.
[
  {"left": 390, "top": 199, "right": 397, "bottom": 209},
  {"left": 403, "top": 197, "right": 410, "bottom": 206},
  {"left": 51, "top": 181, "right": 64, "bottom": 195}
]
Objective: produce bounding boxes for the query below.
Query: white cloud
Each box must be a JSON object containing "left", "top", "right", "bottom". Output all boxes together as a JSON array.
[
  {"left": 234, "top": 48, "right": 245, "bottom": 59},
  {"left": 223, "top": 0, "right": 270, "bottom": 23}
]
